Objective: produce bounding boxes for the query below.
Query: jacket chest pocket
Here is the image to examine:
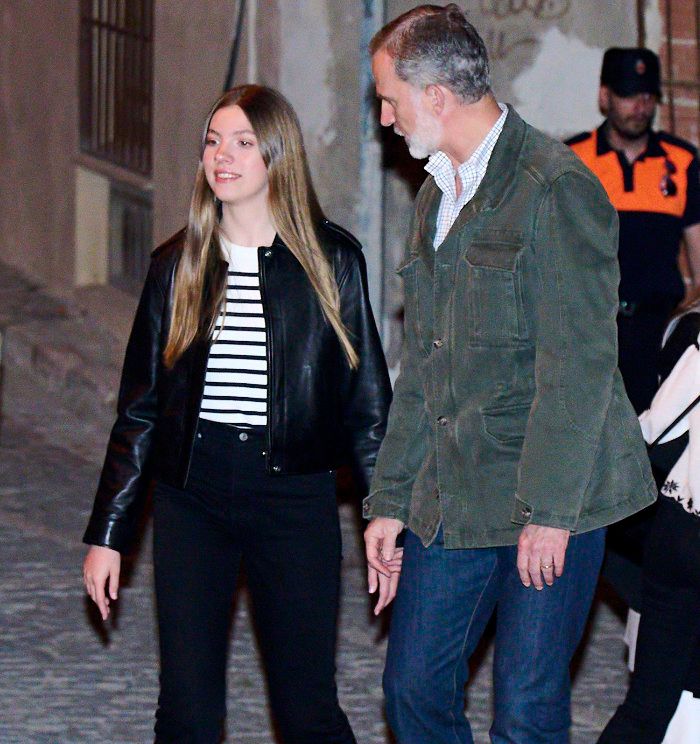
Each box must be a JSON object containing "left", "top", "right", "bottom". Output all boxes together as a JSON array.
[
  {"left": 397, "top": 255, "right": 433, "bottom": 355},
  {"left": 461, "top": 233, "right": 529, "bottom": 347}
]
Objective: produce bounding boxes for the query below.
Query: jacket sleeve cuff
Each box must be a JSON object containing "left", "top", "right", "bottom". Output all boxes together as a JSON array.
[
  {"left": 510, "top": 494, "right": 580, "bottom": 531},
  {"left": 82, "top": 518, "right": 136, "bottom": 554},
  {"left": 362, "top": 491, "right": 410, "bottom": 525}
]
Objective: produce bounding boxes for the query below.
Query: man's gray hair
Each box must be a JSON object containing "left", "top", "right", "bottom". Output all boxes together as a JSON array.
[{"left": 370, "top": 4, "right": 491, "bottom": 104}]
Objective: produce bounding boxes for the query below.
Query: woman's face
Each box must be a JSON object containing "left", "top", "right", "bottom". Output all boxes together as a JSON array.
[{"left": 202, "top": 104, "right": 269, "bottom": 211}]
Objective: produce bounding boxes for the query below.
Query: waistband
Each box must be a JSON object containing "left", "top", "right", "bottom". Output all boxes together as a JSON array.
[{"left": 197, "top": 417, "right": 266, "bottom": 444}]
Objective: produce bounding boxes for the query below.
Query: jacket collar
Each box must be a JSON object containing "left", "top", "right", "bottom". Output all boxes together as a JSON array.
[
  {"left": 410, "top": 105, "right": 527, "bottom": 268},
  {"left": 426, "top": 103, "right": 527, "bottom": 240}
]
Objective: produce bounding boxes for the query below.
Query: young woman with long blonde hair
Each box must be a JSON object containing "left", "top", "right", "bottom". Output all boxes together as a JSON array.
[{"left": 82, "top": 85, "right": 392, "bottom": 743}]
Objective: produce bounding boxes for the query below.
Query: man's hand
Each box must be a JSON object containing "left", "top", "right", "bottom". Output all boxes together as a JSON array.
[
  {"left": 364, "top": 517, "right": 404, "bottom": 615},
  {"left": 516, "top": 524, "right": 570, "bottom": 590}
]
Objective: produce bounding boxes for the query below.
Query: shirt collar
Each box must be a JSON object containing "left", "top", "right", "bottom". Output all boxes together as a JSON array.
[
  {"left": 425, "top": 103, "right": 508, "bottom": 185},
  {"left": 596, "top": 121, "right": 665, "bottom": 159}
]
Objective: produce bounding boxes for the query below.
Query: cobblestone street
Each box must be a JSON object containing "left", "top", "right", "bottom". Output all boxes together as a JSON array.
[
  {"left": 0, "top": 384, "right": 634, "bottom": 743},
  {"left": 0, "top": 263, "right": 632, "bottom": 743}
]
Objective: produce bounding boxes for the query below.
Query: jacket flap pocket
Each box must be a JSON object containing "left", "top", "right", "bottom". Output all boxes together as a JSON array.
[{"left": 465, "top": 229, "right": 524, "bottom": 271}]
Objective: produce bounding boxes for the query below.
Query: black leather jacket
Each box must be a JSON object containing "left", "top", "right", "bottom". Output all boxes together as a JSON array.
[{"left": 83, "top": 221, "right": 392, "bottom": 552}]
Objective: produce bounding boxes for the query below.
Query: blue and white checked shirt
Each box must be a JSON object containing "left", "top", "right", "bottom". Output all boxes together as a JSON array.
[{"left": 425, "top": 103, "right": 508, "bottom": 249}]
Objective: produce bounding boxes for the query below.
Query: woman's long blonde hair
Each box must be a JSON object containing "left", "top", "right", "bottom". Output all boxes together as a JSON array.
[{"left": 163, "top": 85, "right": 358, "bottom": 369}]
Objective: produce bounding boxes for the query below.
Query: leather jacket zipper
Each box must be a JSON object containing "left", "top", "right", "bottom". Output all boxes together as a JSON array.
[{"left": 258, "top": 246, "right": 275, "bottom": 473}]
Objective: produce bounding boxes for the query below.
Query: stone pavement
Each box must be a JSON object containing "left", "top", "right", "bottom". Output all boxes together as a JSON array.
[{"left": 0, "top": 260, "right": 631, "bottom": 743}]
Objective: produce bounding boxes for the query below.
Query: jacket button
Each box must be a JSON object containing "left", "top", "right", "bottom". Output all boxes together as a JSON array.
[
  {"left": 521, "top": 506, "right": 532, "bottom": 518},
  {"left": 272, "top": 464, "right": 281, "bottom": 473},
  {"left": 362, "top": 503, "right": 370, "bottom": 515},
  {"left": 437, "top": 416, "right": 448, "bottom": 426},
  {"left": 433, "top": 338, "right": 444, "bottom": 348},
  {"left": 264, "top": 249, "right": 272, "bottom": 258},
  {"left": 238, "top": 431, "right": 248, "bottom": 442}
]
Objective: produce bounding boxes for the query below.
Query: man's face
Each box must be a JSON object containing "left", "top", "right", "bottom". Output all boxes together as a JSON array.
[
  {"left": 600, "top": 87, "right": 658, "bottom": 140},
  {"left": 372, "top": 49, "right": 442, "bottom": 159}
]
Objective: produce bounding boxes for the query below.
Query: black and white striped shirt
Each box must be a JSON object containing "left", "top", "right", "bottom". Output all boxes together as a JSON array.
[{"left": 199, "top": 238, "right": 267, "bottom": 427}]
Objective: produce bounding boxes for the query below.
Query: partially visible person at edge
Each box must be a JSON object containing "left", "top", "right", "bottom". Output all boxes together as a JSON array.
[
  {"left": 598, "top": 290, "right": 700, "bottom": 743},
  {"left": 82, "top": 84, "right": 393, "bottom": 743},
  {"left": 567, "top": 47, "right": 700, "bottom": 416},
  {"left": 362, "top": 6, "right": 657, "bottom": 744},
  {"left": 567, "top": 47, "right": 700, "bottom": 614}
]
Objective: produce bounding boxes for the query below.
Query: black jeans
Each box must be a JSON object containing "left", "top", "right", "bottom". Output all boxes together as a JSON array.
[
  {"left": 598, "top": 497, "right": 700, "bottom": 743},
  {"left": 152, "top": 419, "right": 356, "bottom": 744}
]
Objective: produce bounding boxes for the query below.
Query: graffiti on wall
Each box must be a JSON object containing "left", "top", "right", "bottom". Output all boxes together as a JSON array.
[
  {"left": 478, "top": 0, "right": 571, "bottom": 71},
  {"left": 479, "top": 0, "right": 570, "bottom": 21}
]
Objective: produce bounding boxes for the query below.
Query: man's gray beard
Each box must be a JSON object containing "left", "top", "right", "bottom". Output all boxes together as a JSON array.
[
  {"left": 404, "top": 111, "right": 442, "bottom": 160},
  {"left": 406, "top": 136, "right": 435, "bottom": 160}
]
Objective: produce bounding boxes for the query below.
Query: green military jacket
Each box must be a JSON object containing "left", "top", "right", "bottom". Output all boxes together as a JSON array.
[{"left": 363, "top": 106, "right": 657, "bottom": 549}]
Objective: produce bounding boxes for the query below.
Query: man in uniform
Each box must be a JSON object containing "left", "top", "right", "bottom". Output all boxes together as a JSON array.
[
  {"left": 362, "top": 6, "right": 656, "bottom": 743},
  {"left": 568, "top": 48, "right": 700, "bottom": 415}
]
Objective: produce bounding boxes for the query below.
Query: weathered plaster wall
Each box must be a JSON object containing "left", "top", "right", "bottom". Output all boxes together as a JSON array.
[
  {"left": 151, "top": 2, "right": 234, "bottom": 245},
  {"left": 0, "top": 1, "right": 78, "bottom": 288},
  {"left": 277, "top": 1, "right": 361, "bottom": 233},
  {"left": 507, "top": 1, "right": 639, "bottom": 137}
]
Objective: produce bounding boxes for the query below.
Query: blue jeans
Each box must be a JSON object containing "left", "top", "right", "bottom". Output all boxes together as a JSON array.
[{"left": 383, "top": 527, "right": 605, "bottom": 743}]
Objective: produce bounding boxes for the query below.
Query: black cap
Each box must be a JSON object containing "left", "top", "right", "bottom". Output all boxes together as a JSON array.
[{"left": 600, "top": 48, "right": 661, "bottom": 97}]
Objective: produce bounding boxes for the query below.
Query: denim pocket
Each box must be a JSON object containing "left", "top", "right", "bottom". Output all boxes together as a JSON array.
[{"left": 462, "top": 231, "right": 529, "bottom": 347}]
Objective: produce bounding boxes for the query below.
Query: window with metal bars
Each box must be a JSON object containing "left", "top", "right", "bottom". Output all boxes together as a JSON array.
[{"left": 79, "top": 0, "right": 154, "bottom": 175}]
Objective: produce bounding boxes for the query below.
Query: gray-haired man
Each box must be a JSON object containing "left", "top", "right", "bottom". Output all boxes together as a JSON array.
[{"left": 362, "top": 5, "right": 656, "bottom": 742}]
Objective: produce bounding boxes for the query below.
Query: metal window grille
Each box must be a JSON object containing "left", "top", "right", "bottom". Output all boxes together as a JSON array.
[{"left": 79, "top": 0, "right": 154, "bottom": 175}]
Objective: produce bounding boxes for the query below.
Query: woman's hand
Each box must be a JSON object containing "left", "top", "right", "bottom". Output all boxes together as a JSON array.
[{"left": 83, "top": 545, "right": 121, "bottom": 620}]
